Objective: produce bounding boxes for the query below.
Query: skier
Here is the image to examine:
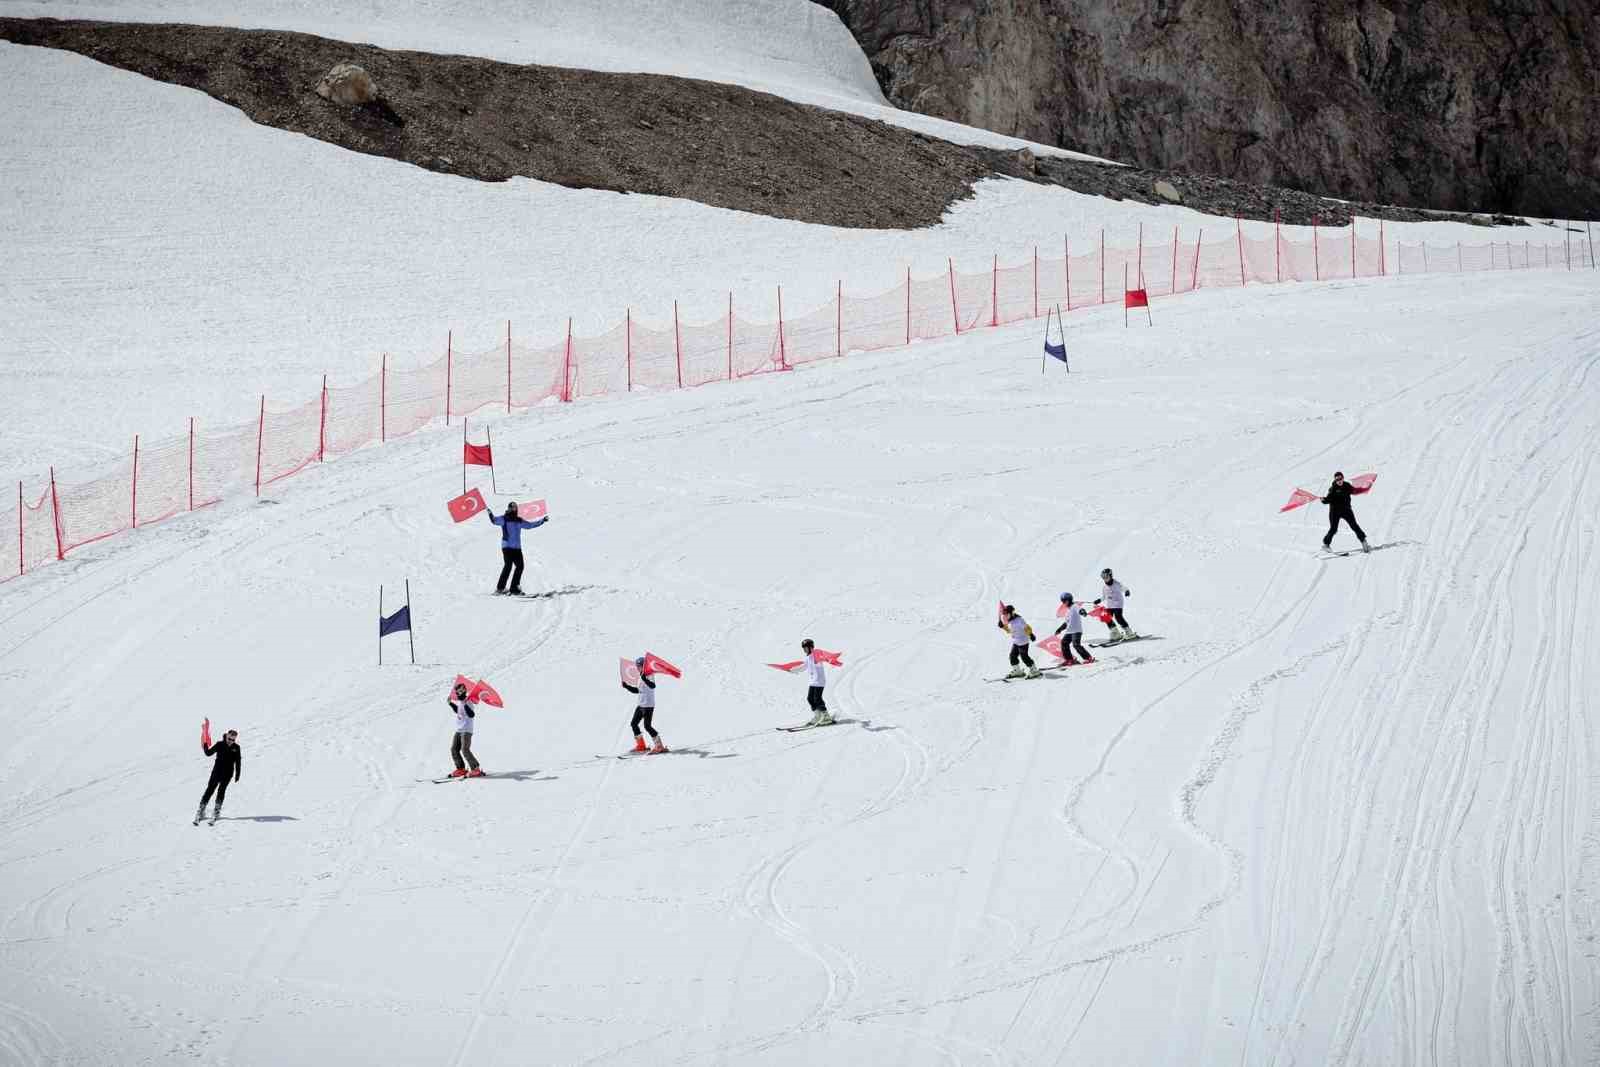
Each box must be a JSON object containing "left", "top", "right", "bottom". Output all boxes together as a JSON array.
[
  {"left": 1094, "top": 568, "right": 1137, "bottom": 642},
  {"left": 1053, "top": 593, "right": 1094, "bottom": 665},
  {"left": 195, "top": 728, "right": 241, "bottom": 825},
  {"left": 799, "top": 638, "right": 833, "bottom": 726},
  {"left": 487, "top": 501, "right": 549, "bottom": 596},
  {"left": 1320, "top": 471, "right": 1369, "bottom": 553},
  {"left": 623, "top": 657, "right": 667, "bottom": 753},
  {"left": 999, "top": 605, "right": 1042, "bottom": 679},
  {"left": 447, "top": 681, "right": 484, "bottom": 778}
]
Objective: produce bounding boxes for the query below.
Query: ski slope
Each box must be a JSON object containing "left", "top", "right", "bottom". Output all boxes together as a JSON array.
[{"left": 1, "top": 270, "right": 1596, "bottom": 1065}]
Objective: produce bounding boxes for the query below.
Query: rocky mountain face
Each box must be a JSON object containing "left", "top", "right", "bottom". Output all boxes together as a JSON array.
[{"left": 816, "top": 0, "right": 1600, "bottom": 218}]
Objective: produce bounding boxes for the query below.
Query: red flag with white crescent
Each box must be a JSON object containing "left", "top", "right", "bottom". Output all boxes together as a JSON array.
[{"left": 448, "top": 488, "right": 487, "bottom": 523}]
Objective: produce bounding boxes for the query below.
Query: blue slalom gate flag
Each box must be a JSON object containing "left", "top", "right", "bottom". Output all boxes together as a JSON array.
[
  {"left": 1044, "top": 339, "right": 1068, "bottom": 364},
  {"left": 379, "top": 605, "right": 411, "bottom": 637},
  {"left": 1041, "top": 305, "right": 1068, "bottom": 373}
]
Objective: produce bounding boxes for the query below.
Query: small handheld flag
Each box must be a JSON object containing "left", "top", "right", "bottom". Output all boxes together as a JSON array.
[
  {"left": 620, "top": 657, "right": 642, "bottom": 687},
  {"left": 201, "top": 717, "right": 212, "bottom": 750},
  {"left": 520, "top": 499, "right": 548, "bottom": 520},
  {"left": 640, "top": 652, "right": 682, "bottom": 679},
  {"left": 768, "top": 660, "right": 805, "bottom": 673},
  {"left": 1036, "top": 635, "right": 1064, "bottom": 659},
  {"left": 448, "top": 488, "right": 487, "bottom": 523},
  {"left": 1279, "top": 488, "right": 1319, "bottom": 513},
  {"left": 452, "top": 674, "right": 504, "bottom": 708},
  {"left": 1349, "top": 472, "right": 1377, "bottom": 494}
]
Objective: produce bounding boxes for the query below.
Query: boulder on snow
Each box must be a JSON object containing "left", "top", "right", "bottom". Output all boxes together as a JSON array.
[
  {"left": 1014, "top": 147, "right": 1038, "bottom": 174},
  {"left": 1154, "top": 178, "right": 1182, "bottom": 202},
  {"left": 316, "top": 63, "right": 378, "bottom": 106}
]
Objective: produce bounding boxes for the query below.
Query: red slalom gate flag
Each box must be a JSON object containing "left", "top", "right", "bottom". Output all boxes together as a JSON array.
[
  {"left": 520, "top": 499, "right": 548, "bottom": 520},
  {"left": 1124, "top": 288, "right": 1150, "bottom": 309},
  {"left": 1036, "top": 635, "right": 1064, "bottom": 659},
  {"left": 448, "top": 487, "right": 487, "bottom": 523},
  {"left": 1349, "top": 472, "right": 1377, "bottom": 494},
  {"left": 641, "top": 652, "right": 682, "bottom": 678},
  {"left": 1280, "top": 488, "right": 1319, "bottom": 513},
  {"left": 201, "top": 718, "right": 211, "bottom": 750},
  {"left": 619, "top": 657, "right": 642, "bottom": 687},
  {"left": 464, "top": 441, "right": 494, "bottom": 466}
]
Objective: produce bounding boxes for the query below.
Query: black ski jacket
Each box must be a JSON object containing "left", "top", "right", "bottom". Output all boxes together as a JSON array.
[
  {"left": 1323, "top": 481, "right": 1357, "bottom": 515},
  {"left": 205, "top": 740, "right": 242, "bottom": 782}
]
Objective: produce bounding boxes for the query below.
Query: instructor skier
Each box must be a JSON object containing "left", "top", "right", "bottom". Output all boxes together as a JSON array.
[
  {"left": 487, "top": 501, "right": 549, "bottom": 596},
  {"left": 1320, "top": 471, "right": 1370, "bottom": 553},
  {"left": 195, "top": 728, "right": 241, "bottom": 825}
]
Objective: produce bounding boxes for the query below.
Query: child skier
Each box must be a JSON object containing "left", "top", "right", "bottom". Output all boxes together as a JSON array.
[
  {"left": 447, "top": 681, "right": 483, "bottom": 778},
  {"left": 1320, "top": 471, "right": 1370, "bottom": 552},
  {"left": 999, "top": 605, "right": 1041, "bottom": 679},
  {"left": 800, "top": 639, "right": 833, "bottom": 726},
  {"left": 1054, "top": 593, "right": 1094, "bottom": 665},
  {"left": 195, "top": 728, "right": 241, "bottom": 825},
  {"left": 623, "top": 657, "right": 667, "bottom": 753},
  {"left": 1094, "top": 568, "right": 1137, "bottom": 642},
  {"left": 487, "top": 501, "right": 549, "bottom": 595}
]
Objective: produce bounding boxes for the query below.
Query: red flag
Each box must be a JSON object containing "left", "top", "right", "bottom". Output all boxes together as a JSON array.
[
  {"left": 996, "top": 598, "right": 1006, "bottom": 624},
  {"left": 640, "top": 652, "right": 682, "bottom": 678},
  {"left": 814, "top": 648, "right": 843, "bottom": 666},
  {"left": 1124, "top": 288, "right": 1150, "bottom": 309},
  {"left": 201, "top": 717, "right": 211, "bottom": 750},
  {"left": 1056, "top": 601, "right": 1071, "bottom": 617},
  {"left": 448, "top": 488, "right": 487, "bottom": 523},
  {"left": 520, "top": 499, "right": 548, "bottom": 520},
  {"left": 767, "top": 660, "right": 806, "bottom": 673},
  {"left": 1349, "top": 472, "right": 1377, "bottom": 494},
  {"left": 1036, "top": 635, "right": 1063, "bottom": 659},
  {"left": 470, "top": 680, "right": 503, "bottom": 708},
  {"left": 1089, "top": 605, "right": 1115, "bottom": 625},
  {"left": 1280, "top": 488, "right": 1319, "bottom": 513},
  {"left": 619, "top": 657, "right": 642, "bottom": 687},
  {"left": 464, "top": 442, "right": 493, "bottom": 466}
]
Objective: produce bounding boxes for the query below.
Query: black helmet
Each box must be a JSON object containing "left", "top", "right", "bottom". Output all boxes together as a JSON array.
[{"left": 1101, "top": 568, "right": 1113, "bottom": 580}]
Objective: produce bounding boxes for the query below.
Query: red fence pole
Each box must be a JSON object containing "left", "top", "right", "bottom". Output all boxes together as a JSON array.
[
  {"left": 836, "top": 281, "right": 842, "bottom": 357},
  {"left": 1099, "top": 228, "right": 1105, "bottom": 305},
  {"left": 1313, "top": 216, "right": 1321, "bottom": 280},
  {"left": 15, "top": 480, "right": 21, "bottom": 576},
  {"left": 947, "top": 258, "right": 960, "bottom": 333},
  {"left": 318, "top": 374, "right": 327, "bottom": 462},
  {"left": 1032, "top": 246, "right": 1038, "bottom": 318},
  {"left": 1236, "top": 215, "right": 1246, "bottom": 287},
  {"left": 380, "top": 353, "right": 387, "bottom": 443},
  {"left": 626, "top": 309, "right": 633, "bottom": 391},
  {"left": 445, "top": 331, "right": 452, "bottom": 426},
  {"left": 505, "top": 321, "right": 512, "bottom": 413},
  {"left": 1137, "top": 222, "right": 1144, "bottom": 287},
  {"left": 564, "top": 317, "right": 575, "bottom": 400},
  {"left": 904, "top": 267, "right": 910, "bottom": 344},
  {"left": 1459, "top": 242, "right": 1464, "bottom": 271},
  {"left": 1065, "top": 235, "right": 1072, "bottom": 312},
  {"left": 1171, "top": 226, "right": 1179, "bottom": 294},
  {"left": 1380, "top": 220, "right": 1386, "bottom": 275},
  {"left": 673, "top": 301, "right": 683, "bottom": 387},
  {"left": 990, "top": 253, "right": 998, "bottom": 327},
  {"left": 187, "top": 416, "right": 195, "bottom": 511},
  {"left": 1191, "top": 229, "right": 1203, "bottom": 290},
  {"left": 777, "top": 286, "right": 788, "bottom": 369},
  {"left": 49, "top": 466, "right": 63, "bottom": 561},
  {"left": 254, "top": 395, "right": 264, "bottom": 497},
  {"left": 1565, "top": 221, "right": 1571, "bottom": 268},
  {"left": 1275, "top": 209, "right": 1281, "bottom": 282},
  {"left": 131, "top": 433, "right": 139, "bottom": 528},
  {"left": 729, "top": 292, "right": 735, "bottom": 379},
  {"left": 1351, "top": 218, "right": 1357, "bottom": 278}
]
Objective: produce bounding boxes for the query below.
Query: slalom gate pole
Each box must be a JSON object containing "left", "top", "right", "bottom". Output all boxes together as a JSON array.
[
  {"left": 1236, "top": 215, "right": 1246, "bottom": 286},
  {"left": 835, "top": 281, "right": 842, "bottom": 358},
  {"left": 49, "top": 466, "right": 63, "bottom": 560},
  {"left": 674, "top": 301, "right": 683, "bottom": 387},
  {"left": 626, "top": 309, "right": 633, "bottom": 392},
  {"left": 445, "top": 330, "right": 453, "bottom": 426},
  {"left": 462, "top": 421, "right": 467, "bottom": 495},
  {"left": 1588, "top": 219, "right": 1595, "bottom": 268},
  {"left": 506, "top": 321, "right": 512, "bottom": 414},
  {"left": 17, "top": 481, "right": 23, "bottom": 576},
  {"left": 1032, "top": 246, "right": 1038, "bottom": 319},
  {"left": 1056, "top": 304, "right": 1067, "bottom": 370},
  {"left": 1275, "top": 209, "right": 1281, "bottom": 282},
  {"left": 1191, "top": 229, "right": 1203, "bottom": 290},
  {"left": 990, "top": 253, "right": 998, "bottom": 327},
  {"left": 318, "top": 374, "right": 327, "bottom": 462},
  {"left": 1171, "top": 226, "right": 1178, "bottom": 294},
  {"left": 1065, "top": 235, "right": 1072, "bottom": 312},
  {"left": 1313, "top": 216, "right": 1320, "bottom": 280},
  {"left": 405, "top": 579, "right": 415, "bottom": 665},
  {"left": 904, "top": 267, "right": 910, "bottom": 344},
  {"left": 1350, "top": 218, "right": 1357, "bottom": 278},
  {"left": 1123, "top": 263, "right": 1129, "bottom": 328},
  {"left": 487, "top": 427, "right": 497, "bottom": 494},
  {"left": 254, "top": 396, "right": 264, "bottom": 497},
  {"left": 1137, "top": 222, "right": 1143, "bottom": 287},
  {"left": 1099, "top": 228, "right": 1105, "bottom": 305},
  {"left": 947, "top": 258, "right": 959, "bottom": 333},
  {"left": 729, "top": 292, "right": 735, "bottom": 379},
  {"left": 187, "top": 417, "right": 194, "bottom": 511},
  {"left": 380, "top": 354, "right": 387, "bottom": 443},
  {"left": 1040, "top": 308, "right": 1050, "bottom": 375},
  {"left": 1380, "top": 219, "right": 1386, "bottom": 275},
  {"left": 777, "top": 286, "right": 788, "bottom": 369},
  {"left": 564, "top": 318, "right": 574, "bottom": 401},
  {"left": 378, "top": 585, "right": 383, "bottom": 666},
  {"left": 131, "top": 434, "right": 138, "bottom": 528}
]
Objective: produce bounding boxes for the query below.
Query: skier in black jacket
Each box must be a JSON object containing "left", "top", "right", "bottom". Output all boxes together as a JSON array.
[
  {"left": 196, "top": 729, "right": 241, "bottom": 825},
  {"left": 1321, "top": 471, "right": 1369, "bottom": 552}
]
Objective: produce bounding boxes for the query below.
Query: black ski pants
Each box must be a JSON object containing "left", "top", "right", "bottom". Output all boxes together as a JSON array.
[
  {"left": 1108, "top": 608, "right": 1131, "bottom": 630},
  {"left": 200, "top": 771, "right": 231, "bottom": 808},
  {"left": 631, "top": 707, "right": 658, "bottom": 739},
  {"left": 452, "top": 731, "right": 480, "bottom": 771},
  {"left": 497, "top": 548, "right": 525, "bottom": 592},
  {"left": 1009, "top": 644, "right": 1035, "bottom": 668},
  {"left": 1324, "top": 510, "right": 1366, "bottom": 547},
  {"left": 807, "top": 686, "right": 827, "bottom": 712},
  {"left": 1060, "top": 632, "right": 1089, "bottom": 662}
]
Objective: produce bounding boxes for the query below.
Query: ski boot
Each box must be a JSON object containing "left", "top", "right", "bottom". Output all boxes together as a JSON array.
[
  {"left": 1080, "top": 654, "right": 1096, "bottom": 664},
  {"left": 632, "top": 735, "right": 648, "bottom": 753},
  {"left": 650, "top": 737, "right": 668, "bottom": 754},
  {"left": 449, "top": 768, "right": 468, "bottom": 778},
  {"left": 492, "top": 588, "right": 507, "bottom": 596},
  {"left": 507, "top": 588, "right": 525, "bottom": 597},
  {"left": 1005, "top": 666, "right": 1026, "bottom": 679},
  {"left": 466, "top": 768, "right": 486, "bottom": 778},
  {"left": 1360, "top": 539, "right": 1371, "bottom": 553},
  {"left": 210, "top": 804, "right": 222, "bottom": 825},
  {"left": 193, "top": 804, "right": 206, "bottom": 826},
  {"left": 1025, "top": 666, "right": 1042, "bottom": 679},
  {"left": 815, "top": 711, "right": 835, "bottom": 726},
  {"left": 1103, "top": 632, "right": 1124, "bottom": 644},
  {"left": 1120, "top": 628, "right": 1139, "bottom": 640}
]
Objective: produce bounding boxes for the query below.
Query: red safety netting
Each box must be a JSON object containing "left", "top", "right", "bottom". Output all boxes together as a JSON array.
[{"left": 4, "top": 223, "right": 1588, "bottom": 583}]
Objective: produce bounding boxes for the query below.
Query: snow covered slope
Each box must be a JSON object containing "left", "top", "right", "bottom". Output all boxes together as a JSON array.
[
  {"left": 0, "top": 39, "right": 1564, "bottom": 480},
  {"left": 1, "top": 270, "right": 1597, "bottom": 1065}
]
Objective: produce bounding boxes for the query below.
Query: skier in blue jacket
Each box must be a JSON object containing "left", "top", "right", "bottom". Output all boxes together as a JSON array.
[{"left": 487, "top": 502, "right": 548, "bottom": 595}]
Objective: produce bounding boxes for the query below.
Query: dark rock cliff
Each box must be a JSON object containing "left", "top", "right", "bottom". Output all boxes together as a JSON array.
[{"left": 817, "top": 0, "right": 1600, "bottom": 217}]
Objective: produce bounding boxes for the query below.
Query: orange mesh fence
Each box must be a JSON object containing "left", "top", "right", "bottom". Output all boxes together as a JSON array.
[{"left": 4, "top": 223, "right": 1588, "bottom": 581}]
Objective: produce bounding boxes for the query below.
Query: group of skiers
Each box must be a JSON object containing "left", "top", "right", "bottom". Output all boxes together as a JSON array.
[{"left": 196, "top": 473, "right": 1370, "bottom": 812}]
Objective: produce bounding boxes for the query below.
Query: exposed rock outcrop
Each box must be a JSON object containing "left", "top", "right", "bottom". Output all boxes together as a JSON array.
[{"left": 818, "top": 0, "right": 1600, "bottom": 217}]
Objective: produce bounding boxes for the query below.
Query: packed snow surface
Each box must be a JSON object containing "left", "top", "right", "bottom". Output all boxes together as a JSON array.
[{"left": 1, "top": 268, "right": 1597, "bottom": 1065}]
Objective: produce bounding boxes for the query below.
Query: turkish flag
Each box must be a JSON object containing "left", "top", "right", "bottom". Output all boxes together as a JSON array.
[
  {"left": 641, "top": 652, "right": 682, "bottom": 678},
  {"left": 448, "top": 488, "right": 487, "bottom": 523},
  {"left": 451, "top": 674, "right": 503, "bottom": 707},
  {"left": 1349, "top": 472, "right": 1377, "bottom": 494},
  {"left": 813, "top": 649, "right": 843, "bottom": 666},
  {"left": 1057, "top": 601, "right": 1071, "bottom": 617},
  {"left": 464, "top": 442, "right": 493, "bottom": 466},
  {"left": 1089, "top": 605, "right": 1115, "bottom": 625},
  {"left": 201, "top": 718, "right": 211, "bottom": 750},
  {"left": 520, "top": 499, "right": 548, "bottom": 520},
  {"left": 997, "top": 598, "right": 1006, "bottom": 624},
  {"left": 767, "top": 660, "right": 805, "bottom": 673},
  {"left": 1036, "top": 635, "right": 1064, "bottom": 659},
  {"left": 1124, "top": 288, "right": 1149, "bottom": 309},
  {"left": 619, "top": 657, "right": 642, "bottom": 687},
  {"left": 1280, "top": 488, "right": 1319, "bottom": 513}
]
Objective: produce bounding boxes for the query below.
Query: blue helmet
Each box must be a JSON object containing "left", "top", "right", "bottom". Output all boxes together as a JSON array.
[{"left": 1059, "top": 591, "right": 1073, "bottom": 603}]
